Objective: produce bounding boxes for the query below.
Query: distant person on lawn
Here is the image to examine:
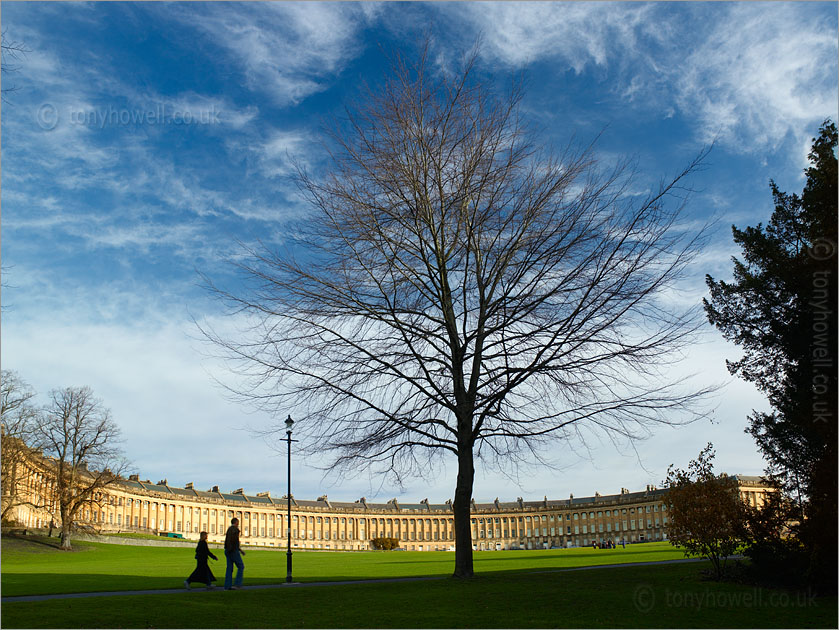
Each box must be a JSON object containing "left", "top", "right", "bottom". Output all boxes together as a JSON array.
[
  {"left": 224, "top": 517, "right": 246, "bottom": 590},
  {"left": 185, "top": 531, "right": 218, "bottom": 590}
]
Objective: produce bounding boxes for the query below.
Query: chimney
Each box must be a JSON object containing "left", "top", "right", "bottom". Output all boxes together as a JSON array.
[
  {"left": 158, "top": 479, "right": 168, "bottom": 486},
  {"left": 129, "top": 474, "right": 139, "bottom": 482},
  {"left": 211, "top": 485, "right": 220, "bottom": 493},
  {"left": 185, "top": 482, "right": 193, "bottom": 490},
  {"left": 257, "top": 491, "right": 271, "bottom": 498},
  {"left": 232, "top": 488, "right": 244, "bottom": 494}
]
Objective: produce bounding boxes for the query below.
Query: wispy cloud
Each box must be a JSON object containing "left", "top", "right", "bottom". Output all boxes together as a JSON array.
[
  {"left": 444, "top": 2, "right": 837, "bottom": 153},
  {"left": 163, "top": 2, "right": 371, "bottom": 107},
  {"left": 674, "top": 3, "right": 838, "bottom": 152},
  {"left": 448, "top": 1, "right": 655, "bottom": 73}
]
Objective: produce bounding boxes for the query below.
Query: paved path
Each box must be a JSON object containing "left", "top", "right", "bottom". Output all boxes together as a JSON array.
[{"left": 2, "top": 557, "right": 708, "bottom": 604}]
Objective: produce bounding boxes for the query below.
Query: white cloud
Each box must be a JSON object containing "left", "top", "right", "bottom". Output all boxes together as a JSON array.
[
  {"left": 675, "top": 3, "right": 838, "bottom": 153},
  {"left": 445, "top": 2, "right": 837, "bottom": 153},
  {"left": 447, "top": 2, "right": 654, "bottom": 72},
  {"left": 165, "top": 2, "right": 369, "bottom": 107},
  {"left": 2, "top": 303, "right": 769, "bottom": 503}
]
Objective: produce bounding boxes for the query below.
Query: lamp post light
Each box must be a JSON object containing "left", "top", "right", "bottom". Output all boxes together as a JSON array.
[{"left": 285, "top": 415, "right": 296, "bottom": 584}]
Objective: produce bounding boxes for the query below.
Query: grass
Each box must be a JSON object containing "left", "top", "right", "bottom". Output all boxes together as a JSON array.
[
  {"left": 1, "top": 536, "right": 685, "bottom": 597},
  {"left": 2, "top": 536, "right": 836, "bottom": 629},
  {"left": 3, "top": 562, "right": 836, "bottom": 628}
]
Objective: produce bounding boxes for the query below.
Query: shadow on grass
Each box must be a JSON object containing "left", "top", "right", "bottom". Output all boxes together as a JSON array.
[{"left": 3, "top": 564, "right": 837, "bottom": 630}]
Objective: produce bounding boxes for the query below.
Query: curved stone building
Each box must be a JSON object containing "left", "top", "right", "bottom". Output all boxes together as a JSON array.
[{"left": 5, "top": 449, "right": 773, "bottom": 551}]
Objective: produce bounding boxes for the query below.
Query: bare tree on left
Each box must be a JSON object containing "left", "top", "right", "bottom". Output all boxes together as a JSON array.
[
  {"left": 32, "top": 387, "right": 128, "bottom": 550},
  {"left": 1, "top": 370, "right": 41, "bottom": 523}
]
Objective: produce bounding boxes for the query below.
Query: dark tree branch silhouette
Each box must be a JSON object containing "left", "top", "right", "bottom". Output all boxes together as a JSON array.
[
  {"left": 202, "top": 44, "right": 713, "bottom": 578},
  {"left": 1, "top": 29, "right": 28, "bottom": 103}
]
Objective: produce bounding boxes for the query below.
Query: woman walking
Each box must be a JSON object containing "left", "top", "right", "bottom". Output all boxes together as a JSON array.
[{"left": 185, "top": 531, "right": 218, "bottom": 590}]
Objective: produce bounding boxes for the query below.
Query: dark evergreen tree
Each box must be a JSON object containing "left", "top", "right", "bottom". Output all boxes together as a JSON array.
[{"left": 704, "top": 120, "right": 837, "bottom": 591}]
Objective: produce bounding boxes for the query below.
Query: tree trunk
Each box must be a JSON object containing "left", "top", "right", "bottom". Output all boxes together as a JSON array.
[
  {"left": 59, "top": 505, "right": 72, "bottom": 550},
  {"left": 452, "top": 444, "right": 475, "bottom": 578}
]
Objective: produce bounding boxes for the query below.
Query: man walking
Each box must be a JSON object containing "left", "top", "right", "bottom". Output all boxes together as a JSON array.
[{"left": 224, "top": 517, "right": 246, "bottom": 590}]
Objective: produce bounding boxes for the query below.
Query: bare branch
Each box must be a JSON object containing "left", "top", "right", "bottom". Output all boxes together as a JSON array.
[{"left": 202, "top": 40, "right": 714, "bottom": 578}]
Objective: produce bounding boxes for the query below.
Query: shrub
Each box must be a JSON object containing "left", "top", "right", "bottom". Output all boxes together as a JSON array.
[{"left": 371, "top": 537, "right": 400, "bottom": 550}]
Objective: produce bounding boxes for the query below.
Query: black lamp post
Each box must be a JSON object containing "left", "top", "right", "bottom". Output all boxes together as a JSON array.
[{"left": 285, "top": 415, "right": 295, "bottom": 583}]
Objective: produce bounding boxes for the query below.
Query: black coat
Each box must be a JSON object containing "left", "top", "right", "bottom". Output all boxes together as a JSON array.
[{"left": 187, "top": 539, "right": 218, "bottom": 585}]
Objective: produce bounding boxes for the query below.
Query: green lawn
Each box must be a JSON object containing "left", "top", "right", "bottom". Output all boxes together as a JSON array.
[
  {"left": 1, "top": 536, "right": 685, "bottom": 596},
  {"left": 2, "top": 536, "right": 835, "bottom": 629},
  {"left": 3, "top": 562, "right": 836, "bottom": 629}
]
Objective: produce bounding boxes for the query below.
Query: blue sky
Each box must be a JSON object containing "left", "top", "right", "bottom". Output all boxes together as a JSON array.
[{"left": 2, "top": 2, "right": 837, "bottom": 503}]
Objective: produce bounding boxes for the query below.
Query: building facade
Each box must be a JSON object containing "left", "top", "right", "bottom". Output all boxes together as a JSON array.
[{"left": 4, "top": 451, "right": 774, "bottom": 551}]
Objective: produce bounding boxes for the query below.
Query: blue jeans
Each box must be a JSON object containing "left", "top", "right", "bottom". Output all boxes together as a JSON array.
[{"left": 224, "top": 550, "right": 244, "bottom": 589}]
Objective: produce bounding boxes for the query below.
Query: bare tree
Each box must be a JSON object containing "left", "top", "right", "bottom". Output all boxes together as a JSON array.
[
  {"left": 204, "top": 44, "right": 712, "bottom": 578},
  {"left": 1, "top": 370, "right": 40, "bottom": 523},
  {"left": 32, "top": 386, "right": 127, "bottom": 550}
]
